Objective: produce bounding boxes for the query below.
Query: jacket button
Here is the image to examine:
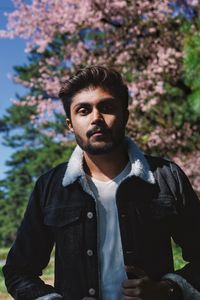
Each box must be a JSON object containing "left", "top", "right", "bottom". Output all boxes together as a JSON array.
[
  {"left": 89, "top": 288, "right": 95, "bottom": 296},
  {"left": 87, "top": 212, "right": 93, "bottom": 219},
  {"left": 87, "top": 249, "right": 93, "bottom": 256}
]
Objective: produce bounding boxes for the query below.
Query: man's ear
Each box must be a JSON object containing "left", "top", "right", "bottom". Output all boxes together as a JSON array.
[{"left": 66, "top": 118, "right": 74, "bottom": 132}]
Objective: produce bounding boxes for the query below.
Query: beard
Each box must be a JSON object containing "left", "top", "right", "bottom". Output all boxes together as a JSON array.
[{"left": 74, "top": 124, "right": 125, "bottom": 155}]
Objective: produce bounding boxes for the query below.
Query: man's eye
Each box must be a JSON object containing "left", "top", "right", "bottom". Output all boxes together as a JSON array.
[
  {"left": 101, "top": 104, "right": 114, "bottom": 113},
  {"left": 77, "top": 107, "right": 89, "bottom": 115}
]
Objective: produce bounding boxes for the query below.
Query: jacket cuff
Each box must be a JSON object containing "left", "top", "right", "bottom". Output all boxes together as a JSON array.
[
  {"left": 162, "top": 273, "right": 200, "bottom": 300},
  {"left": 36, "top": 293, "right": 63, "bottom": 300},
  {"left": 15, "top": 284, "right": 56, "bottom": 300}
]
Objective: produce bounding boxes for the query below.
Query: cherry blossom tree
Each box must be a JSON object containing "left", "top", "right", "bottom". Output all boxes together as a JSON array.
[{"left": 1, "top": 0, "right": 194, "bottom": 111}]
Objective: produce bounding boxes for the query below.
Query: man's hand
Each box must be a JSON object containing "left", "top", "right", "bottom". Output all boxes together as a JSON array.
[{"left": 122, "top": 266, "right": 170, "bottom": 300}]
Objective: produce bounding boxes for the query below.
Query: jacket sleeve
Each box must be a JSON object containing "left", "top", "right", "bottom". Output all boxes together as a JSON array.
[
  {"left": 163, "top": 162, "right": 200, "bottom": 299},
  {"left": 3, "top": 177, "right": 62, "bottom": 300}
]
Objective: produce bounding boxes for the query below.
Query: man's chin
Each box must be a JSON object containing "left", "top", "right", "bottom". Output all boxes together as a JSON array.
[{"left": 84, "top": 142, "right": 114, "bottom": 155}]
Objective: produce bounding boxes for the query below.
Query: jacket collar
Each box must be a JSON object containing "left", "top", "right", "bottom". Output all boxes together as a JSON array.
[{"left": 62, "top": 137, "right": 155, "bottom": 187}]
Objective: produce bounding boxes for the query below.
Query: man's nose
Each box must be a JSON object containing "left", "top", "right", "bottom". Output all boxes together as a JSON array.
[{"left": 91, "top": 108, "right": 104, "bottom": 124}]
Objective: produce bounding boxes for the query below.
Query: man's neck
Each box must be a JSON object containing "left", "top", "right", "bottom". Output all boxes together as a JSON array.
[{"left": 83, "top": 144, "right": 129, "bottom": 182}]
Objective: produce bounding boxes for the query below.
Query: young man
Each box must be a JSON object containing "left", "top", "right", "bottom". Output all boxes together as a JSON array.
[{"left": 3, "top": 66, "right": 200, "bottom": 300}]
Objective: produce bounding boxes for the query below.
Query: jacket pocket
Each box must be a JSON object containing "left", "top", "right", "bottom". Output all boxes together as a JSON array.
[
  {"left": 150, "top": 195, "right": 177, "bottom": 219},
  {"left": 44, "top": 206, "right": 83, "bottom": 256},
  {"left": 44, "top": 206, "right": 82, "bottom": 227},
  {"left": 137, "top": 195, "right": 177, "bottom": 222}
]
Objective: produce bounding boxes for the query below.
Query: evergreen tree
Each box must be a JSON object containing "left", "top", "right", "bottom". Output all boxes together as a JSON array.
[{"left": 0, "top": 50, "right": 74, "bottom": 247}]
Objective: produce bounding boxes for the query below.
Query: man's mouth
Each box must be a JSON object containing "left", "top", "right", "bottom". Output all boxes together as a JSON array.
[
  {"left": 91, "top": 130, "right": 104, "bottom": 137},
  {"left": 87, "top": 126, "right": 108, "bottom": 138}
]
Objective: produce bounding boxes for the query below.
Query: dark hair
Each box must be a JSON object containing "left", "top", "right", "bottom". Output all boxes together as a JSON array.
[{"left": 58, "top": 65, "right": 129, "bottom": 118}]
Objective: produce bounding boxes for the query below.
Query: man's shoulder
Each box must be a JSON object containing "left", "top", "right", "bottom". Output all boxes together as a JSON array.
[
  {"left": 144, "top": 154, "right": 181, "bottom": 178},
  {"left": 36, "top": 162, "right": 69, "bottom": 187},
  {"left": 145, "top": 154, "right": 174, "bottom": 169},
  {"left": 144, "top": 154, "right": 190, "bottom": 192}
]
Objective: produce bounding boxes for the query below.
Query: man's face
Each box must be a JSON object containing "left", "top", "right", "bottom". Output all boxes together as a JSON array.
[{"left": 67, "top": 87, "right": 129, "bottom": 155}]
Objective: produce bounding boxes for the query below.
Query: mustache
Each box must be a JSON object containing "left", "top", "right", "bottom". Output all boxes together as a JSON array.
[{"left": 86, "top": 125, "right": 110, "bottom": 138}]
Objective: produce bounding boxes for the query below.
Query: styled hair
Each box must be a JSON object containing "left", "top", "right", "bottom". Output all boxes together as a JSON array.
[{"left": 58, "top": 65, "right": 129, "bottom": 118}]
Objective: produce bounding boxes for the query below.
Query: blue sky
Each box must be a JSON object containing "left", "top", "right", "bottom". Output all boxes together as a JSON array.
[{"left": 0, "top": 1, "right": 28, "bottom": 179}]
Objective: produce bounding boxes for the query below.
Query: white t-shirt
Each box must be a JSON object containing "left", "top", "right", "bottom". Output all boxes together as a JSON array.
[{"left": 87, "top": 162, "right": 131, "bottom": 300}]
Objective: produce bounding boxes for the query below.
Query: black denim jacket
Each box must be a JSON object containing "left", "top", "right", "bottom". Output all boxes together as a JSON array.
[{"left": 3, "top": 155, "right": 200, "bottom": 300}]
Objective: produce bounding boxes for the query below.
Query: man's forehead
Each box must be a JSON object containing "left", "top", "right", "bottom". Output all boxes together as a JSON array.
[{"left": 71, "top": 86, "right": 115, "bottom": 106}]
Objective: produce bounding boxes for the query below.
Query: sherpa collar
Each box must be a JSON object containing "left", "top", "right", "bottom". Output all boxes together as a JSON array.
[{"left": 62, "top": 137, "right": 155, "bottom": 187}]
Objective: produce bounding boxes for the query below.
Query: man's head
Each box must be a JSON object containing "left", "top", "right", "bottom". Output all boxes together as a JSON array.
[
  {"left": 59, "top": 66, "right": 129, "bottom": 119},
  {"left": 59, "top": 66, "right": 129, "bottom": 155}
]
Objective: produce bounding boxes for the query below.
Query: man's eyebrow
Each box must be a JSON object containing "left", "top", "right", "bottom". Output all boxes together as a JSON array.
[
  {"left": 73, "top": 97, "right": 116, "bottom": 109},
  {"left": 72, "top": 102, "right": 90, "bottom": 110},
  {"left": 99, "top": 97, "right": 116, "bottom": 103}
]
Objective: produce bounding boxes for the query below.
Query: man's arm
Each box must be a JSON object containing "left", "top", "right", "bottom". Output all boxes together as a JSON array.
[
  {"left": 122, "top": 162, "right": 200, "bottom": 300},
  {"left": 3, "top": 178, "right": 62, "bottom": 300},
  {"left": 161, "top": 162, "right": 200, "bottom": 299}
]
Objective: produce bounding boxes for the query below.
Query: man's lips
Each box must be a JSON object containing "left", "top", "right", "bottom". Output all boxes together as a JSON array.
[
  {"left": 91, "top": 131, "right": 104, "bottom": 136},
  {"left": 89, "top": 131, "right": 106, "bottom": 140},
  {"left": 87, "top": 126, "right": 109, "bottom": 138}
]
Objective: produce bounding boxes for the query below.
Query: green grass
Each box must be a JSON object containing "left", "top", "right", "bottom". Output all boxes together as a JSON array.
[
  {"left": 0, "top": 242, "right": 187, "bottom": 297},
  {"left": 41, "top": 257, "right": 54, "bottom": 283},
  {"left": 0, "top": 267, "right": 7, "bottom": 294},
  {"left": 172, "top": 240, "right": 186, "bottom": 270},
  {"left": 0, "top": 248, "right": 10, "bottom": 261}
]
